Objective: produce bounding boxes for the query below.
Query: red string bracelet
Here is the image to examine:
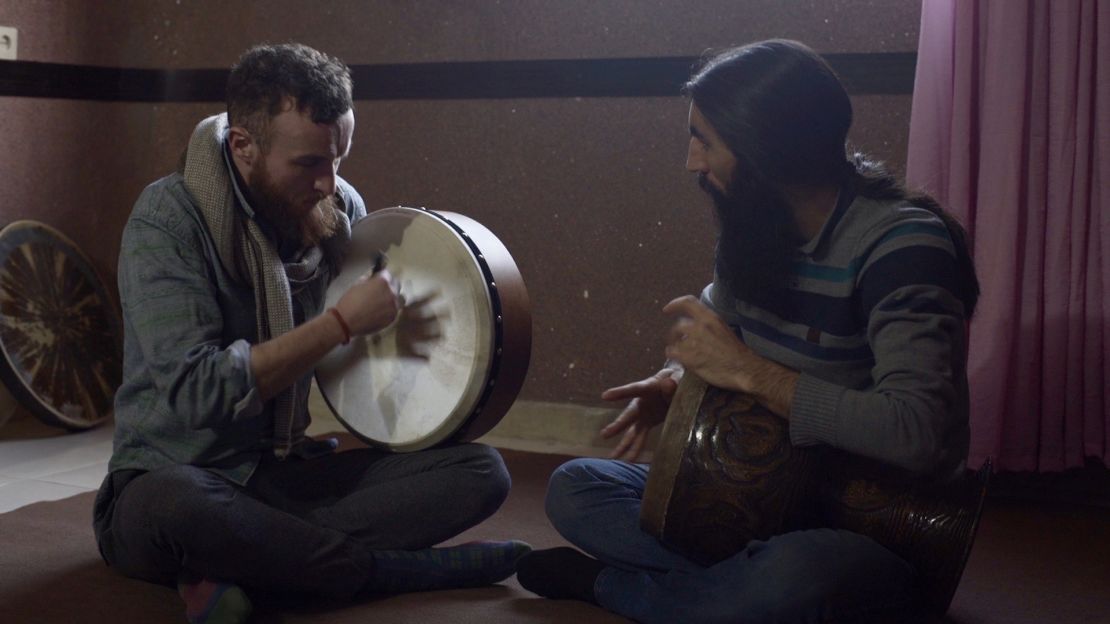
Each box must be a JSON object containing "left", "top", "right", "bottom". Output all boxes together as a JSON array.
[{"left": 327, "top": 307, "right": 351, "bottom": 345}]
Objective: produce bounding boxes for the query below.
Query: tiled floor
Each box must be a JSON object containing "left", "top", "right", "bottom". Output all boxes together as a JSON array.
[
  {"left": 0, "top": 413, "right": 114, "bottom": 513},
  {"left": 0, "top": 385, "right": 357, "bottom": 514},
  {"left": 0, "top": 409, "right": 356, "bottom": 514},
  {"left": 0, "top": 388, "right": 615, "bottom": 515}
]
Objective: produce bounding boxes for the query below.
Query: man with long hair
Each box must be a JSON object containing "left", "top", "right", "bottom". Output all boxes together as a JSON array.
[
  {"left": 93, "top": 44, "right": 529, "bottom": 624},
  {"left": 518, "top": 40, "right": 979, "bottom": 623}
]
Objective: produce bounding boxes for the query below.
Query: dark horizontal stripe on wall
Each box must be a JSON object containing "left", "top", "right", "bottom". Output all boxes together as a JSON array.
[
  {"left": 0, "top": 62, "right": 227, "bottom": 102},
  {"left": 0, "top": 53, "right": 914, "bottom": 102}
]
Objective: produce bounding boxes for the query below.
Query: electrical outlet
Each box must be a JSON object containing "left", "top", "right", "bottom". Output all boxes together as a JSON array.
[{"left": 0, "top": 26, "right": 17, "bottom": 61}]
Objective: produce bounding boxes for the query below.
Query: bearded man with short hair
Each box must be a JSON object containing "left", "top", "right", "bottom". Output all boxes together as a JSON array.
[{"left": 93, "top": 43, "right": 529, "bottom": 624}]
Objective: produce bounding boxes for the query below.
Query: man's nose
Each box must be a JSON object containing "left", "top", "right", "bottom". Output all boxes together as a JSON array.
[
  {"left": 315, "top": 169, "right": 337, "bottom": 196},
  {"left": 686, "top": 138, "right": 707, "bottom": 173}
]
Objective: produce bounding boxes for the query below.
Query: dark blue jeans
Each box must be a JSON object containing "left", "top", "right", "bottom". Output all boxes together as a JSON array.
[
  {"left": 93, "top": 443, "right": 509, "bottom": 599},
  {"left": 545, "top": 458, "right": 917, "bottom": 624}
]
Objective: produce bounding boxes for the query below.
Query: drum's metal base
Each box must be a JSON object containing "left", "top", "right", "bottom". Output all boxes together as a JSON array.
[{"left": 822, "top": 455, "right": 992, "bottom": 615}]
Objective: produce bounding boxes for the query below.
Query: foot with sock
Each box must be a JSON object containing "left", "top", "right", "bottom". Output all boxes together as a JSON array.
[
  {"left": 178, "top": 578, "right": 252, "bottom": 624},
  {"left": 516, "top": 546, "right": 604, "bottom": 604},
  {"left": 366, "top": 539, "right": 533, "bottom": 594}
]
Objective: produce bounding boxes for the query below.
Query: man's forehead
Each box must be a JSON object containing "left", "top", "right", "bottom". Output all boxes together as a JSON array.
[
  {"left": 687, "top": 104, "right": 711, "bottom": 133},
  {"left": 268, "top": 108, "right": 354, "bottom": 154}
]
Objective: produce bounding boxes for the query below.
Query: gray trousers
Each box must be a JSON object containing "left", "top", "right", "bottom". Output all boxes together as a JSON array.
[{"left": 92, "top": 443, "right": 510, "bottom": 599}]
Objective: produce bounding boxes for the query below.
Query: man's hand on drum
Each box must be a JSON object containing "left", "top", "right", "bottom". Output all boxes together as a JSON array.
[
  {"left": 395, "top": 292, "right": 444, "bottom": 359},
  {"left": 335, "top": 268, "right": 403, "bottom": 336},
  {"left": 600, "top": 367, "right": 681, "bottom": 462},
  {"left": 662, "top": 295, "right": 798, "bottom": 419},
  {"left": 661, "top": 295, "right": 755, "bottom": 392}
]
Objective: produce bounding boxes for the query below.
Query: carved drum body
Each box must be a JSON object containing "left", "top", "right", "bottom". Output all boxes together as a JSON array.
[
  {"left": 641, "top": 374, "right": 822, "bottom": 565},
  {"left": 641, "top": 373, "right": 990, "bottom": 615}
]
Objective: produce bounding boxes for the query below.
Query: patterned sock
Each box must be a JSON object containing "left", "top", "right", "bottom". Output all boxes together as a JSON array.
[
  {"left": 366, "top": 540, "right": 533, "bottom": 594},
  {"left": 178, "top": 579, "right": 252, "bottom": 624},
  {"left": 516, "top": 547, "right": 603, "bottom": 604}
]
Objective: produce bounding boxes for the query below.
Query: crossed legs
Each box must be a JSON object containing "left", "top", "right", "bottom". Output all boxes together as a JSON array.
[
  {"left": 96, "top": 443, "right": 516, "bottom": 600},
  {"left": 525, "top": 458, "right": 918, "bottom": 624}
]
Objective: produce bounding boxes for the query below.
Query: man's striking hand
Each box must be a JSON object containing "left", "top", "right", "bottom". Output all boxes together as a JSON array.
[
  {"left": 335, "top": 268, "right": 402, "bottom": 337},
  {"left": 662, "top": 295, "right": 798, "bottom": 419}
]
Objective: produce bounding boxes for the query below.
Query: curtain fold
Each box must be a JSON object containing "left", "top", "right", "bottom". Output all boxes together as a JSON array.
[{"left": 907, "top": 0, "right": 1108, "bottom": 472}]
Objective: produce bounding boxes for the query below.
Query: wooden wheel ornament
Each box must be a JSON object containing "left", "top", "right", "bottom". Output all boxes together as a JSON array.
[{"left": 0, "top": 221, "right": 122, "bottom": 430}]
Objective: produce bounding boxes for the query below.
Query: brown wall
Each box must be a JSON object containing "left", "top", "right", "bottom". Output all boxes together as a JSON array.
[{"left": 0, "top": 0, "right": 921, "bottom": 405}]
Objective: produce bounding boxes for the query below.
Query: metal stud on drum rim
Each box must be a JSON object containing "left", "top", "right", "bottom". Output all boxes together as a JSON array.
[{"left": 0, "top": 221, "right": 122, "bottom": 430}]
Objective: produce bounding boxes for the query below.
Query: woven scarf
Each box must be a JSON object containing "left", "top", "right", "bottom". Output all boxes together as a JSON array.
[{"left": 182, "top": 113, "right": 349, "bottom": 459}]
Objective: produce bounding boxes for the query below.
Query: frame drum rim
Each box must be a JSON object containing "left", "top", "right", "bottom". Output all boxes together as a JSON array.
[{"left": 429, "top": 210, "right": 531, "bottom": 444}]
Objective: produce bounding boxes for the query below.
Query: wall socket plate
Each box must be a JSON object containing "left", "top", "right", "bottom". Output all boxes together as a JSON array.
[{"left": 0, "top": 26, "right": 17, "bottom": 61}]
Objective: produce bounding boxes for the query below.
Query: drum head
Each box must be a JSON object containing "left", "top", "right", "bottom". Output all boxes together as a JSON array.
[
  {"left": 316, "top": 207, "right": 497, "bottom": 451},
  {"left": 0, "top": 221, "right": 122, "bottom": 430}
]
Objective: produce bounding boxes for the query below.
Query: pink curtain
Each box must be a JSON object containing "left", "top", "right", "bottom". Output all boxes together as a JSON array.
[{"left": 906, "top": 0, "right": 1109, "bottom": 472}]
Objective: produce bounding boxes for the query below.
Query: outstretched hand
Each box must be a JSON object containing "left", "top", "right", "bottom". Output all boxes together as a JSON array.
[{"left": 600, "top": 368, "right": 681, "bottom": 462}]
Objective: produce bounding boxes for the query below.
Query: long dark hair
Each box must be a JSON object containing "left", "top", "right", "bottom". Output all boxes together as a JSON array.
[{"left": 684, "top": 40, "right": 979, "bottom": 316}]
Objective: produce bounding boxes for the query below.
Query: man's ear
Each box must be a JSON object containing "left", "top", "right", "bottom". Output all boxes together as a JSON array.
[{"left": 227, "top": 126, "right": 257, "bottom": 170}]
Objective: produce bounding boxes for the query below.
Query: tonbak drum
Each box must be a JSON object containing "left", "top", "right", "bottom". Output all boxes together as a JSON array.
[
  {"left": 641, "top": 372, "right": 991, "bottom": 616},
  {"left": 640, "top": 373, "right": 823, "bottom": 566},
  {"left": 315, "top": 207, "right": 531, "bottom": 452}
]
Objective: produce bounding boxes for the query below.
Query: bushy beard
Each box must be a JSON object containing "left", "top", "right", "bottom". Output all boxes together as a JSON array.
[
  {"left": 700, "top": 172, "right": 798, "bottom": 306},
  {"left": 248, "top": 162, "right": 339, "bottom": 249}
]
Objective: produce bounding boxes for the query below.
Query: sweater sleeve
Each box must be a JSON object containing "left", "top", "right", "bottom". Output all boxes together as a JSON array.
[{"left": 789, "top": 219, "right": 969, "bottom": 475}]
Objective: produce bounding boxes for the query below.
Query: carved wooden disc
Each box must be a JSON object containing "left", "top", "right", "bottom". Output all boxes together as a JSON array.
[{"left": 0, "top": 221, "right": 122, "bottom": 429}]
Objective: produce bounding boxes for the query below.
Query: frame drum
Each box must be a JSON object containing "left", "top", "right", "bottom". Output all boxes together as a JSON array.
[
  {"left": 315, "top": 207, "right": 530, "bottom": 452},
  {"left": 0, "top": 220, "right": 122, "bottom": 430}
]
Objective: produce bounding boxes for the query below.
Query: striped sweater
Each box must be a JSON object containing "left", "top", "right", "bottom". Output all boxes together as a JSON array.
[{"left": 702, "top": 192, "right": 970, "bottom": 477}]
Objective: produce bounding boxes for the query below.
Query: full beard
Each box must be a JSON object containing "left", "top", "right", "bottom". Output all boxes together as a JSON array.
[
  {"left": 700, "top": 173, "right": 798, "bottom": 306},
  {"left": 248, "top": 166, "right": 340, "bottom": 250}
]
